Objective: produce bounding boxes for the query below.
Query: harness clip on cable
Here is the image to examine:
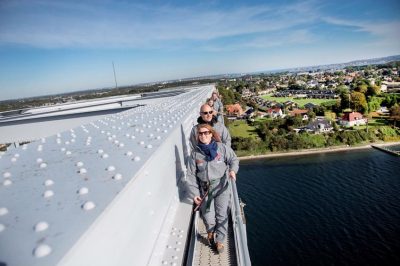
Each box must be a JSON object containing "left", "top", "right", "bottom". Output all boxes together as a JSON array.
[{"left": 193, "top": 190, "right": 209, "bottom": 212}]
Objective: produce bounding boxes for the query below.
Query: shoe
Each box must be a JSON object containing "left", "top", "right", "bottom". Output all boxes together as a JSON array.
[
  {"left": 207, "top": 232, "right": 214, "bottom": 246},
  {"left": 215, "top": 242, "right": 224, "bottom": 254}
]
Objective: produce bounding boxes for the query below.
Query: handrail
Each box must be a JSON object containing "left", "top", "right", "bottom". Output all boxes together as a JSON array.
[
  {"left": 230, "top": 179, "right": 252, "bottom": 266},
  {"left": 186, "top": 211, "right": 199, "bottom": 266}
]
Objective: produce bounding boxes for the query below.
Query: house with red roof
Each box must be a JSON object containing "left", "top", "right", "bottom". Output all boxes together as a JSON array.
[
  {"left": 226, "top": 104, "right": 244, "bottom": 117},
  {"left": 266, "top": 107, "right": 283, "bottom": 118},
  {"left": 289, "top": 109, "right": 309, "bottom": 120},
  {"left": 339, "top": 111, "right": 367, "bottom": 127}
]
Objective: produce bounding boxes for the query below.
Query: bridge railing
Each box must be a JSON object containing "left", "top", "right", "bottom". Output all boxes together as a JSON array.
[{"left": 230, "top": 179, "right": 252, "bottom": 266}]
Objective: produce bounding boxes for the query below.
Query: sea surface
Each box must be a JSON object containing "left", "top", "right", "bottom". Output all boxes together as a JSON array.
[{"left": 237, "top": 146, "right": 400, "bottom": 266}]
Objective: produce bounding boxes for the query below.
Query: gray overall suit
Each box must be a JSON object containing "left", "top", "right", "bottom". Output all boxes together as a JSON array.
[
  {"left": 213, "top": 98, "right": 224, "bottom": 124},
  {"left": 186, "top": 142, "right": 239, "bottom": 243}
]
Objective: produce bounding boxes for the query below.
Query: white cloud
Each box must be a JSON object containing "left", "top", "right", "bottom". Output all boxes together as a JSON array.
[
  {"left": 201, "top": 29, "right": 317, "bottom": 52},
  {"left": 0, "top": 0, "right": 321, "bottom": 49},
  {"left": 323, "top": 16, "right": 400, "bottom": 49}
]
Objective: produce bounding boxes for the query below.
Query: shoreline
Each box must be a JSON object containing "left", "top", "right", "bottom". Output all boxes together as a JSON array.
[{"left": 238, "top": 141, "right": 400, "bottom": 160}]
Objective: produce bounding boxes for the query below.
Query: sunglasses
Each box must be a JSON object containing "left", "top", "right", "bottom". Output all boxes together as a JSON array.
[
  {"left": 201, "top": 111, "right": 213, "bottom": 115},
  {"left": 198, "top": 131, "right": 211, "bottom": 136}
]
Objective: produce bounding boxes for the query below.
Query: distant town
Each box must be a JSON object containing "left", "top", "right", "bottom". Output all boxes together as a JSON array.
[
  {"left": 1, "top": 55, "right": 399, "bottom": 153},
  {"left": 218, "top": 60, "right": 400, "bottom": 155}
]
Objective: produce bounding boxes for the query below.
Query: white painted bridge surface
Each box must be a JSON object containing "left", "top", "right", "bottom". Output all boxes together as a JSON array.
[
  {"left": 0, "top": 90, "right": 184, "bottom": 144},
  {"left": 0, "top": 85, "right": 215, "bottom": 266}
]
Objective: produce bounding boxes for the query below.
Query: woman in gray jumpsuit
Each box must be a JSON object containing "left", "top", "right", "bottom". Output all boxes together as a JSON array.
[{"left": 186, "top": 124, "right": 239, "bottom": 253}]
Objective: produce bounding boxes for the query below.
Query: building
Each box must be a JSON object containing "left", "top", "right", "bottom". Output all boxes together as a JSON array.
[
  {"left": 243, "top": 107, "right": 255, "bottom": 118},
  {"left": 340, "top": 111, "right": 367, "bottom": 127},
  {"left": 226, "top": 103, "right": 244, "bottom": 117},
  {"left": 283, "top": 100, "right": 298, "bottom": 110},
  {"left": 304, "top": 103, "right": 318, "bottom": 110},
  {"left": 382, "top": 81, "right": 400, "bottom": 93},
  {"left": 266, "top": 107, "right": 283, "bottom": 118},
  {"left": 289, "top": 109, "right": 309, "bottom": 120},
  {"left": 241, "top": 88, "right": 254, "bottom": 98},
  {"left": 257, "top": 87, "right": 276, "bottom": 95},
  {"left": 303, "top": 118, "right": 334, "bottom": 134}
]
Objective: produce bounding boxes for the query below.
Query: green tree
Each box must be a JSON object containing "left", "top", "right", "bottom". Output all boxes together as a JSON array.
[
  {"left": 217, "top": 86, "right": 241, "bottom": 105},
  {"left": 307, "top": 110, "right": 316, "bottom": 120},
  {"left": 285, "top": 115, "right": 303, "bottom": 129},
  {"left": 288, "top": 84, "right": 304, "bottom": 90},
  {"left": 351, "top": 91, "right": 368, "bottom": 113},
  {"left": 287, "top": 134, "right": 304, "bottom": 149},
  {"left": 367, "top": 96, "right": 383, "bottom": 112},
  {"left": 355, "top": 84, "right": 368, "bottom": 94},
  {"left": 390, "top": 105, "right": 400, "bottom": 127},
  {"left": 270, "top": 135, "right": 288, "bottom": 151},
  {"left": 366, "top": 85, "right": 380, "bottom": 96},
  {"left": 383, "top": 94, "right": 399, "bottom": 108},
  {"left": 337, "top": 85, "right": 350, "bottom": 111},
  {"left": 313, "top": 105, "right": 326, "bottom": 116}
]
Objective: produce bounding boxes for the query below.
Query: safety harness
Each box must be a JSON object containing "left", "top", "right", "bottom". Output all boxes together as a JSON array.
[{"left": 194, "top": 171, "right": 229, "bottom": 213}]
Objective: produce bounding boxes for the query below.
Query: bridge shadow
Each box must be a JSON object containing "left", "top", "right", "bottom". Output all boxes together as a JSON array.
[
  {"left": 173, "top": 124, "right": 192, "bottom": 204},
  {"left": 175, "top": 145, "right": 191, "bottom": 204},
  {"left": 181, "top": 124, "right": 190, "bottom": 165}
]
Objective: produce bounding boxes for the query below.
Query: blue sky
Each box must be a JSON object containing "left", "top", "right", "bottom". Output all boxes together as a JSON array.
[{"left": 0, "top": 0, "right": 399, "bottom": 101}]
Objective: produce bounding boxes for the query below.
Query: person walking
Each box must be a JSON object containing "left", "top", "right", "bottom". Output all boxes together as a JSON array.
[
  {"left": 186, "top": 124, "right": 239, "bottom": 253},
  {"left": 206, "top": 98, "right": 218, "bottom": 117},
  {"left": 211, "top": 91, "right": 224, "bottom": 124}
]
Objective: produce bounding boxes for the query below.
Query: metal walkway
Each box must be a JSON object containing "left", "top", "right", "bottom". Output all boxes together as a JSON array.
[
  {"left": 193, "top": 212, "right": 238, "bottom": 266},
  {"left": 187, "top": 180, "right": 251, "bottom": 266}
]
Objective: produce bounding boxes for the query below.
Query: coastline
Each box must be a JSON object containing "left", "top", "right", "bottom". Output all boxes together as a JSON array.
[{"left": 238, "top": 141, "right": 400, "bottom": 160}]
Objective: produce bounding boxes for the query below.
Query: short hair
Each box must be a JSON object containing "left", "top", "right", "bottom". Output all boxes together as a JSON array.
[{"left": 196, "top": 124, "right": 221, "bottom": 143}]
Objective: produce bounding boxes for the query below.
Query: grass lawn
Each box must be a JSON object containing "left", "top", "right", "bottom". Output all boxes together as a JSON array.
[
  {"left": 357, "top": 118, "right": 389, "bottom": 129},
  {"left": 227, "top": 120, "right": 260, "bottom": 139},
  {"left": 260, "top": 94, "right": 337, "bottom": 107},
  {"left": 368, "top": 118, "right": 389, "bottom": 126},
  {"left": 254, "top": 117, "right": 273, "bottom": 122}
]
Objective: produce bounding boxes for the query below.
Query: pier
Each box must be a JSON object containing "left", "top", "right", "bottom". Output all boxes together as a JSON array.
[{"left": 371, "top": 144, "right": 400, "bottom": 156}]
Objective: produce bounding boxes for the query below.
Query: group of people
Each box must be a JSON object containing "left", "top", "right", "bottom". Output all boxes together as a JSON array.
[{"left": 186, "top": 91, "right": 239, "bottom": 254}]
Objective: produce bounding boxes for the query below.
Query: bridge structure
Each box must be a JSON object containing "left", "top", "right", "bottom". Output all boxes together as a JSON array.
[{"left": 0, "top": 85, "right": 250, "bottom": 266}]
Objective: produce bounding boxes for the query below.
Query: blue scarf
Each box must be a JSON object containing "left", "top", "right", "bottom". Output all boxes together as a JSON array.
[{"left": 198, "top": 140, "right": 218, "bottom": 161}]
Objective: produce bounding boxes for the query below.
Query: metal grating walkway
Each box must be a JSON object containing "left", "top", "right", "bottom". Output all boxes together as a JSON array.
[{"left": 193, "top": 213, "right": 238, "bottom": 266}]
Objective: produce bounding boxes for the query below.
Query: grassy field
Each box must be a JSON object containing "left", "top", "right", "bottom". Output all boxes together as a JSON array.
[
  {"left": 227, "top": 120, "right": 260, "bottom": 139},
  {"left": 260, "top": 94, "right": 337, "bottom": 107},
  {"left": 356, "top": 118, "right": 389, "bottom": 129}
]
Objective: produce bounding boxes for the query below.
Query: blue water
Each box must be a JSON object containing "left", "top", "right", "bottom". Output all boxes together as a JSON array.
[{"left": 237, "top": 147, "right": 400, "bottom": 266}]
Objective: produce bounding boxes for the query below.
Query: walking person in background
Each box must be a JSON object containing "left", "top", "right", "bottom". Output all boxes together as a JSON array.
[
  {"left": 211, "top": 91, "right": 224, "bottom": 124},
  {"left": 189, "top": 103, "right": 231, "bottom": 149},
  {"left": 206, "top": 98, "right": 218, "bottom": 117},
  {"left": 186, "top": 124, "right": 239, "bottom": 253}
]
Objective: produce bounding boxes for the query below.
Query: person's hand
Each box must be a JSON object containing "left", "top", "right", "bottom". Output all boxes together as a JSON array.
[
  {"left": 193, "top": 196, "right": 202, "bottom": 205},
  {"left": 229, "top": 170, "right": 236, "bottom": 181}
]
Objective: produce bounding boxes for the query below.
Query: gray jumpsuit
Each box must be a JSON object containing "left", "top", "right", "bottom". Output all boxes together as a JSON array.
[
  {"left": 213, "top": 98, "right": 224, "bottom": 124},
  {"left": 186, "top": 142, "right": 239, "bottom": 243}
]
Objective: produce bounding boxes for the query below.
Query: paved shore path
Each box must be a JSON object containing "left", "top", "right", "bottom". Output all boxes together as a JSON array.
[{"left": 239, "top": 141, "right": 400, "bottom": 160}]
